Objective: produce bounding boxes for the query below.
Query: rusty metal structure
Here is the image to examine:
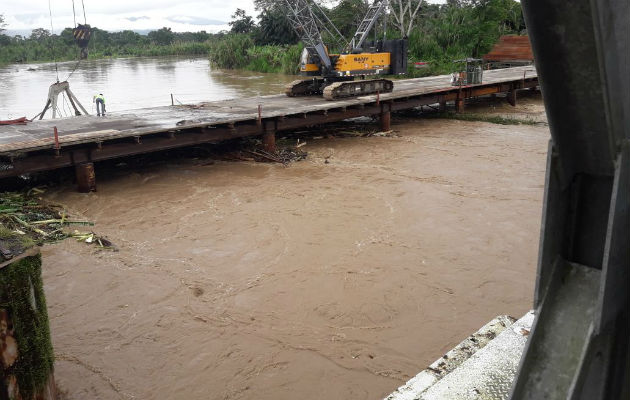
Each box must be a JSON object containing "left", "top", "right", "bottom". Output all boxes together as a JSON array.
[
  {"left": 509, "top": 0, "right": 629, "bottom": 398},
  {"left": 0, "top": 67, "right": 537, "bottom": 191},
  {"left": 483, "top": 36, "right": 534, "bottom": 69}
]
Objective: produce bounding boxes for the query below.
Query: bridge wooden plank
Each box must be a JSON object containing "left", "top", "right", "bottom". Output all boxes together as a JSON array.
[{"left": 0, "top": 66, "right": 537, "bottom": 157}]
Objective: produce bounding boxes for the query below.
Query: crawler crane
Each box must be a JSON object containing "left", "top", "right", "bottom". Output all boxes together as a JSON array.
[{"left": 283, "top": 0, "right": 408, "bottom": 100}]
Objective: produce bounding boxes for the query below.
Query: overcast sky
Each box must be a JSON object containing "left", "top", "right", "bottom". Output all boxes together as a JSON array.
[
  {"left": 1, "top": 0, "right": 258, "bottom": 34},
  {"left": 2, "top": 1, "right": 446, "bottom": 35}
]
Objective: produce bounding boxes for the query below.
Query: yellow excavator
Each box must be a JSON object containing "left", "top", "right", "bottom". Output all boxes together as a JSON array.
[{"left": 283, "top": 0, "right": 407, "bottom": 100}]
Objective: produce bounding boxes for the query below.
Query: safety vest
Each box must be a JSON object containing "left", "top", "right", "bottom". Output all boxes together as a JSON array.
[{"left": 94, "top": 94, "right": 105, "bottom": 103}]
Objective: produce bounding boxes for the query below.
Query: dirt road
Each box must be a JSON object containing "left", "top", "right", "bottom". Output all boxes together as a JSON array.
[{"left": 42, "top": 98, "right": 549, "bottom": 399}]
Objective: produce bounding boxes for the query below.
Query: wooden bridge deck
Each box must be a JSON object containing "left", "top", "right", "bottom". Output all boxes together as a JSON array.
[{"left": 0, "top": 66, "right": 537, "bottom": 179}]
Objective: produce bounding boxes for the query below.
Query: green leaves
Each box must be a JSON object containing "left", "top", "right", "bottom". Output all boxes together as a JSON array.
[
  {"left": 407, "top": 0, "right": 525, "bottom": 68},
  {"left": 208, "top": 34, "right": 303, "bottom": 75}
]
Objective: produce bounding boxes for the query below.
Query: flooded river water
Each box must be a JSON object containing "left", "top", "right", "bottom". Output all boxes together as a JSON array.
[
  {"left": 36, "top": 91, "right": 550, "bottom": 399},
  {"left": 0, "top": 57, "right": 296, "bottom": 119}
]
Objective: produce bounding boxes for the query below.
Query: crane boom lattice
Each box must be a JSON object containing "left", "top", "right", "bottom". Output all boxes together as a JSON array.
[
  {"left": 283, "top": 0, "right": 333, "bottom": 70},
  {"left": 350, "top": 0, "right": 389, "bottom": 50}
]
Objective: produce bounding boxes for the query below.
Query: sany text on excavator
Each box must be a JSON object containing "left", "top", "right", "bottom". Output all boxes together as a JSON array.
[{"left": 283, "top": 0, "right": 408, "bottom": 100}]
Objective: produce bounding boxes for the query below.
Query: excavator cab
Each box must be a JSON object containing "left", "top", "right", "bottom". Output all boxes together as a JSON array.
[{"left": 299, "top": 48, "right": 323, "bottom": 76}]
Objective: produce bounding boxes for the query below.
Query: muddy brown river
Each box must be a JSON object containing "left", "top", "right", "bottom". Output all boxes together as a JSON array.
[
  {"left": 35, "top": 94, "right": 550, "bottom": 399},
  {"left": 0, "top": 57, "right": 296, "bottom": 119}
]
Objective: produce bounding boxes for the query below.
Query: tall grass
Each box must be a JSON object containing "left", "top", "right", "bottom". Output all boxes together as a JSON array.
[
  {"left": 209, "top": 34, "right": 303, "bottom": 74},
  {"left": 208, "top": 34, "right": 254, "bottom": 69}
]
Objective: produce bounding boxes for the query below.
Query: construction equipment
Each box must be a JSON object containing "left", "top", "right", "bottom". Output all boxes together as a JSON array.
[
  {"left": 33, "top": 0, "right": 92, "bottom": 120},
  {"left": 451, "top": 58, "right": 484, "bottom": 86},
  {"left": 72, "top": 24, "right": 92, "bottom": 60},
  {"left": 283, "top": 0, "right": 408, "bottom": 100},
  {"left": 36, "top": 81, "right": 89, "bottom": 120}
]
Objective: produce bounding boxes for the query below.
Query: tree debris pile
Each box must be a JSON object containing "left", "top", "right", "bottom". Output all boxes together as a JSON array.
[
  {"left": 280, "top": 118, "right": 398, "bottom": 140},
  {"left": 205, "top": 137, "right": 308, "bottom": 166},
  {"left": 0, "top": 190, "right": 115, "bottom": 261}
]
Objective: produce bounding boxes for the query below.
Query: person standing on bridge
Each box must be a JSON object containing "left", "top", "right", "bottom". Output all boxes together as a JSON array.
[{"left": 93, "top": 93, "right": 106, "bottom": 117}]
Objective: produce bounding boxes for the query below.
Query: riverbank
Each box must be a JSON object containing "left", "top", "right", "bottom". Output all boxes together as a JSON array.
[{"left": 36, "top": 95, "right": 548, "bottom": 399}]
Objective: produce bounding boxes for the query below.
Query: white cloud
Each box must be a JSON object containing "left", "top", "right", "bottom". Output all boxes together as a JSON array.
[
  {"left": 2, "top": 0, "right": 449, "bottom": 34},
  {"left": 1, "top": 0, "right": 257, "bottom": 33}
]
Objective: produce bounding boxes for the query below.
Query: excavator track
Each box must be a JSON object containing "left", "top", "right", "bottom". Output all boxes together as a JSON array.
[
  {"left": 322, "top": 79, "right": 394, "bottom": 100},
  {"left": 285, "top": 79, "right": 324, "bottom": 97}
]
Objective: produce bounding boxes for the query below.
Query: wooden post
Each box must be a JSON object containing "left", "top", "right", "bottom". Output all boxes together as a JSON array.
[
  {"left": 75, "top": 163, "right": 96, "bottom": 193},
  {"left": 507, "top": 89, "right": 517, "bottom": 106},
  {"left": 456, "top": 98, "right": 465, "bottom": 113},
  {"left": 380, "top": 109, "right": 391, "bottom": 131},
  {"left": 53, "top": 127, "right": 60, "bottom": 151},
  {"left": 439, "top": 101, "right": 447, "bottom": 112},
  {"left": 263, "top": 121, "right": 276, "bottom": 153}
]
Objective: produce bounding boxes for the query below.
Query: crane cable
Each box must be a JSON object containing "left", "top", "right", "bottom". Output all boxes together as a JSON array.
[
  {"left": 72, "top": 0, "right": 77, "bottom": 27},
  {"left": 82, "top": 0, "right": 87, "bottom": 25},
  {"left": 65, "top": 0, "right": 88, "bottom": 81},
  {"left": 47, "top": 0, "right": 60, "bottom": 82}
]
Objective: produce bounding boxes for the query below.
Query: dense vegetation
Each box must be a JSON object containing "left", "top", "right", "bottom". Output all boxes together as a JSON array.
[
  {"left": 0, "top": 254, "right": 55, "bottom": 399},
  {"left": 210, "top": 0, "right": 526, "bottom": 76},
  {"left": 0, "top": 26, "right": 217, "bottom": 65},
  {"left": 0, "top": 0, "right": 525, "bottom": 77}
]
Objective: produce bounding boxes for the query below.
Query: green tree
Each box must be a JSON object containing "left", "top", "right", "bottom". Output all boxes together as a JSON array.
[
  {"left": 0, "top": 13, "right": 8, "bottom": 45},
  {"left": 255, "top": 9, "right": 298, "bottom": 45},
  {"left": 229, "top": 8, "right": 255, "bottom": 34},
  {"left": 407, "top": 0, "right": 525, "bottom": 71},
  {"left": 30, "top": 28, "right": 51, "bottom": 41},
  {"left": 60, "top": 27, "right": 76, "bottom": 46},
  {"left": 148, "top": 27, "right": 175, "bottom": 45},
  {"left": 112, "top": 30, "right": 144, "bottom": 47},
  {"left": 329, "top": 0, "right": 370, "bottom": 39}
]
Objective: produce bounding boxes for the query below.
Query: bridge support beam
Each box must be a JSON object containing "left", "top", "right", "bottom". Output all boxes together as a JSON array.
[
  {"left": 380, "top": 111, "right": 391, "bottom": 131},
  {"left": 380, "top": 103, "right": 392, "bottom": 131},
  {"left": 439, "top": 101, "right": 447, "bottom": 112},
  {"left": 456, "top": 98, "right": 465, "bottom": 113},
  {"left": 263, "top": 121, "right": 276, "bottom": 153},
  {"left": 75, "top": 162, "right": 96, "bottom": 193},
  {"left": 507, "top": 89, "right": 517, "bottom": 106}
]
